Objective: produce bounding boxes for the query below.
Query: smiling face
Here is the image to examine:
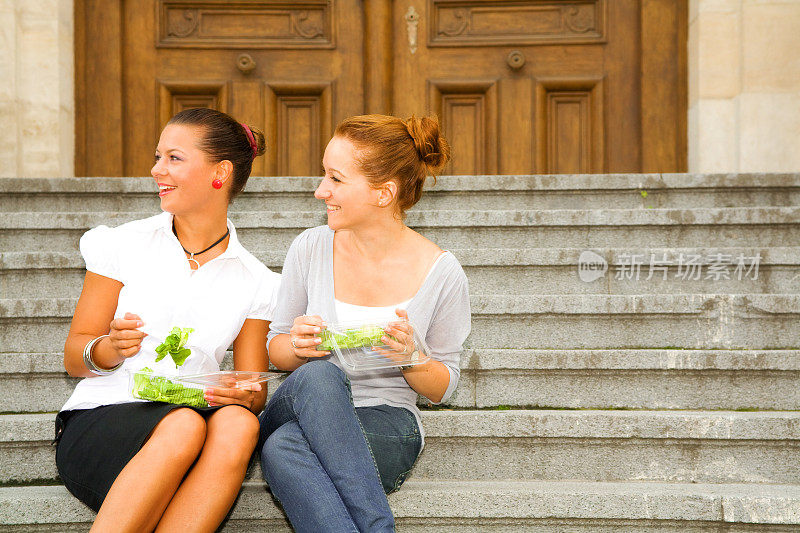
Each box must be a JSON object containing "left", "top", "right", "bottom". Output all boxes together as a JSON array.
[
  {"left": 151, "top": 124, "right": 225, "bottom": 215},
  {"left": 316, "top": 136, "right": 388, "bottom": 230}
]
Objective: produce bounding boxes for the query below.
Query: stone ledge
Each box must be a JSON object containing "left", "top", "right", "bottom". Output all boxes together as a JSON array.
[
  {"left": 2, "top": 480, "right": 799, "bottom": 526},
  {"left": 3, "top": 350, "right": 800, "bottom": 412},
  {"left": 6, "top": 410, "right": 800, "bottom": 484},
  {"left": 2, "top": 206, "right": 800, "bottom": 230},
  {"left": 6, "top": 410, "right": 800, "bottom": 443},
  {"left": 4, "top": 294, "right": 800, "bottom": 319},
  {"left": 452, "top": 246, "right": 800, "bottom": 267},
  {"left": 3, "top": 174, "right": 799, "bottom": 194},
  {"left": 420, "top": 410, "right": 800, "bottom": 440},
  {"left": 4, "top": 349, "right": 800, "bottom": 374},
  {"left": 471, "top": 293, "right": 800, "bottom": 316},
  {"left": 3, "top": 247, "right": 800, "bottom": 270},
  {"left": 465, "top": 348, "right": 800, "bottom": 371}
]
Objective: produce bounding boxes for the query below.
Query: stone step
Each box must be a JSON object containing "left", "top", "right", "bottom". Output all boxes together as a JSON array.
[
  {"left": 2, "top": 174, "right": 800, "bottom": 212},
  {"left": 2, "top": 247, "right": 798, "bottom": 299},
  {"left": 2, "top": 483, "right": 800, "bottom": 532},
  {"left": 454, "top": 348, "right": 800, "bottom": 410},
  {"left": 469, "top": 294, "right": 800, "bottom": 350},
  {"left": 3, "top": 294, "right": 799, "bottom": 353},
  {"left": 5, "top": 349, "right": 800, "bottom": 412},
  {"left": 3, "top": 480, "right": 799, "bottom": 531},
  {"left": 1, "top": 207, "right": 799, "bottom": 252},
  {"left": 5, "top": 411, "right": 800, "bottom": 486}
]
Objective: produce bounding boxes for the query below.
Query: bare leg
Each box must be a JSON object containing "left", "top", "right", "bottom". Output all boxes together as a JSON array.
[
  {"left": 90, "top": 409, "right": 207, "bottom": 533},
  {"left": 155, "top": 406, "right": 259, "bottom": 533}
]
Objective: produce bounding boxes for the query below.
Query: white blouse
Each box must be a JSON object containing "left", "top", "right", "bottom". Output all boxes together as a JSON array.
[{"left": 61, "top": 212, "right": 281, "bottom": 411}]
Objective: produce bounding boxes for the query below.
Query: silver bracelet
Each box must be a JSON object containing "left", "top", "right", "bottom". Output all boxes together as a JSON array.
[{"left": 83, "top": 335, "right": 121, "bottom": 375}]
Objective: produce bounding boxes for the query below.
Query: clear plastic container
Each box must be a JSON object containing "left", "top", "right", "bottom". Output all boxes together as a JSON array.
[
  {"left": 316, "top": 319, "right": 430, "bottom": 372},
  {"left": 129, "top": 369, "right": 281, "bottom": 407}
]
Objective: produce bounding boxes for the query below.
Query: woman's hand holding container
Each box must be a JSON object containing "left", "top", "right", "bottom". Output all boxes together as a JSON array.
[{"left": 289, "top": 314, "right": 331, "bottom": 358}]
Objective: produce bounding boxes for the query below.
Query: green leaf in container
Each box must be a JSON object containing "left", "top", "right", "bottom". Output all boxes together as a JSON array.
[
  {"left": 131, "top": 367, "right": 208, "bottom": 407},
  {"left": 154, "top": 327, "right": 195, "bottom": 368},
  {"left": 317, "top": 325, "right": 393, "bottom": 351},
  {"left": 172, "top": 347, "right": 192, "bottom": 367},
  {"left": 154, "top": 343, "right": 169, "bottom": 362}
]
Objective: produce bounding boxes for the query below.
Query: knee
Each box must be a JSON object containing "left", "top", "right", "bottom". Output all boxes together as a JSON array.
[
  {"left": 260, "top": 423, "right": 303, "bottom": 480},
  {"left": 294, "top": 360, "right": 347, "bottom": 394},
  {"left": 150, "top": 408, "right": 206, "bottom": 460},
  {"left": 207, "top": 407, "right": 260, "bottom": 465}
]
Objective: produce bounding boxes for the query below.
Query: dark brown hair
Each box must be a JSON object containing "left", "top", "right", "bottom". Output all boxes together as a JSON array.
[
  {"left": 168, "top": 108, "right": 266, "bottom": 200},
  {"left": 334, "top": 114, "right": 450, "bottom": 216}
]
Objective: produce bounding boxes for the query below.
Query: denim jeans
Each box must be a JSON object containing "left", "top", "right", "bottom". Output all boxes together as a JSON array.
[{"left": 258, "top": 360, "right": 421, "bottom": 533}]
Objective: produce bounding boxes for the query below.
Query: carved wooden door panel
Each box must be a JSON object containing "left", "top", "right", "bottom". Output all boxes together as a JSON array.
[
  {"left": 76, "top": 0, "right": 362, "bottom": 177},
  {"left": 391, "top": 0, "right": 686, "bottom": 174},
  {"left": 76, "top": 0, "right": 685, "bottom": 176}
]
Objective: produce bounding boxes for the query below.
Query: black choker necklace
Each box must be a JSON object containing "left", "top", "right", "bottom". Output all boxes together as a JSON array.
[{"left": 172, "top": 221, "right": 230, "bottom": 269}]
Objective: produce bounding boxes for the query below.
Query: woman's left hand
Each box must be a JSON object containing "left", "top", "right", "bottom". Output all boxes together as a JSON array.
[
  {"left": 204, "top": 382, "right": 262, "bottom": 411},
  {"left": 377, "top": 309, "right": 416, "bottom": 362}
]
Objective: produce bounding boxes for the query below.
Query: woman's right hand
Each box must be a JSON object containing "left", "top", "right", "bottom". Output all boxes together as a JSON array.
[
  {"left": 289, "top": 315, "right": 330, "bottom": 359},
  {"left": 108, "top": 312, "right": 148, "bottom": 359}
]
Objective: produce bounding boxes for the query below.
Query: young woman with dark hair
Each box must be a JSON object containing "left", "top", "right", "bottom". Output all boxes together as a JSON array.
[
  {"left": 55, "top": 108, "right": 279, "bottom": 532},
  {"left": 258, "top": 114, "right": 472, "bottom": 532}
]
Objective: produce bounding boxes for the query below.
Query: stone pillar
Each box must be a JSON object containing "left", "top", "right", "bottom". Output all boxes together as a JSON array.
[
  {"left": 689, "top": 0, "right": 800, "bottom": 172},
  {"left": 0, "top": 0, "right": 74, "bottom": 178}
]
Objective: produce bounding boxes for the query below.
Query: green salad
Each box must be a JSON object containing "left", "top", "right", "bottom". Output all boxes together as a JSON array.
[
  {"left": 130, "top": 326, "right": 206, "bottom": 406},
  {"left": 317, "top": 325, "right": 393, "bottom": 351},
  {"left": 132, "top": 367, "right": 208, "bottom": 407},
  {"left": 154, "top": 327, "right": 194, "bottom": 368}
]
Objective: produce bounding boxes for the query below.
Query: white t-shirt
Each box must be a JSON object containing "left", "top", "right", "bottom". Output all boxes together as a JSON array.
[
  {"left": 61, "top": 212, "right": 281, "bottom": 411},
  {"left": 333, "top": 298, "right": 413, "bottom": 324}
]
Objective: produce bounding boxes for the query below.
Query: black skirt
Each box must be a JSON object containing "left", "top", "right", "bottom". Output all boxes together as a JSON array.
[{"left": 54, "top": 401, "right": 225, "bottom": 512}]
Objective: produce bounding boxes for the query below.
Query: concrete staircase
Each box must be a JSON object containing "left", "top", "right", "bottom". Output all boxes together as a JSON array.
[{"left": 2, "top": 173, "right": 800, "bottom": 531}]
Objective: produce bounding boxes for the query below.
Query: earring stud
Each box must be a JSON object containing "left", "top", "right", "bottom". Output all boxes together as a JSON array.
[{"left": 212, "top": 179, "right": 223, "bottom": 189}]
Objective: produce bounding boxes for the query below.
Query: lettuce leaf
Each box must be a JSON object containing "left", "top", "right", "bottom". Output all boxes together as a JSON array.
[
  {"left": 318, "top": 325, "right": 393, "bottom": 351},
  {"left": 154, "top": 327, "right": 195, "bottom": 368},
  {"left": 131, "top": 367, "right": 207, "bottom": 407}
]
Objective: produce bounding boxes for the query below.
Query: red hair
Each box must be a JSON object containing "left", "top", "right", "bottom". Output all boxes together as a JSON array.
[{"left": 334, "top": 114, "right": 450, "bottom": 216}]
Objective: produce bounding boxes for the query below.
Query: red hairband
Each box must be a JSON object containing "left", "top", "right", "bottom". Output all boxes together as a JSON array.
[{"left": 241, "top": 123, "right": 257, "bottom": 159}]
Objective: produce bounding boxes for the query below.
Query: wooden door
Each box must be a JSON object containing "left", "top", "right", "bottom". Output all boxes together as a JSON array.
[
  {"left": 391, "top": 0, "right": 686, "bottom": 174},
  {"left": 76, "top": 0, "right": 686, "bottom": 176},
  {"left": 76, "top": 0, "right": 363, "bottom": 177}
]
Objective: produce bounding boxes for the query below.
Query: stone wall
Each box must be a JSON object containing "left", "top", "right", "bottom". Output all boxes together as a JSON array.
[
  {"left": 689, "top": 0, "right": 800, "bottom": 172},
  {"left": 0, "top": 0, "right": 73, "bottom": 178},
  {"left": 0, "top": 1, "right": 798, "bottom": 177}
]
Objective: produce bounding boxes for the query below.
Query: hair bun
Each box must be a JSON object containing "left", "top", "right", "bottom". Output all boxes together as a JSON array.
[
  {"left": 405, "top": 115, "right": 450, "bottom": 173},
  {"left": 244, "top": 125, "right": 267, "bottom": 158}
]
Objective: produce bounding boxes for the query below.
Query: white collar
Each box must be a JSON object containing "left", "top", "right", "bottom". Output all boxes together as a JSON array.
[{"left": 154, "top": 211, "right": 250, "bottom": 267}]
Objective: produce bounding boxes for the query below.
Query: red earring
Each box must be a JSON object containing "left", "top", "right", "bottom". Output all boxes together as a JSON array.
[{"left": 212, "top": 179, "right": 223, "bottom": 189}]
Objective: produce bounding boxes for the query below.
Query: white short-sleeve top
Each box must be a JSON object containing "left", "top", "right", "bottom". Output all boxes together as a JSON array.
[{"left": 61, "top": 212, "right": 281, "bottom": 412}]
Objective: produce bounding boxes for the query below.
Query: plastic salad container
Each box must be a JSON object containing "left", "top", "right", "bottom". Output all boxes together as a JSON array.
[
  {"left": 316, "top": 319, "right": 430, "bottom": 372},
  {"left": 129, "top": 369, "right": 282, "bottom": 407}
]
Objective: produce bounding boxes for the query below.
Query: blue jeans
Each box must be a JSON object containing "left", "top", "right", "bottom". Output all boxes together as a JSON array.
[{"left": 258, "top": 360, "right": 421, "bottom": 533}]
